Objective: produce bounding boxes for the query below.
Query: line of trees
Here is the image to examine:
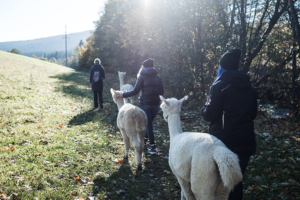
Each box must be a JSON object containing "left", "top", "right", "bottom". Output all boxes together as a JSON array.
[{"left": 78, "top": 0, "right": 299, "bottom": 108}]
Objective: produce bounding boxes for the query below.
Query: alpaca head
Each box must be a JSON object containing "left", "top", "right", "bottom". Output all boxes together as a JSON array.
[
  {"left": 160, "top": 96, "right": 188, "bottom": 122},
  {"left": 110, "top": 88, "right": 124, "bottom": 103},
  {"left": 118, "top": 71, "right": 126, "bottom": 79}
]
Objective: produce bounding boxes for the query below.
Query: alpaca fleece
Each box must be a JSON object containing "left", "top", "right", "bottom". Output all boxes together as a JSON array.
[{"left": 160, "top": 96, "right": 243, "bottom": 200}]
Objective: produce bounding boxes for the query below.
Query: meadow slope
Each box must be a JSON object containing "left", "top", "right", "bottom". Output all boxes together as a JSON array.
[{"left": 0, "top": 50, "right": 299, "bottom": 199}]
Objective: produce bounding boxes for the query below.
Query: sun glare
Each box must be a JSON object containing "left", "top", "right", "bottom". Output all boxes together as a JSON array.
[{"left": 144, "top": 0, "right": 151, "bottom": 6}]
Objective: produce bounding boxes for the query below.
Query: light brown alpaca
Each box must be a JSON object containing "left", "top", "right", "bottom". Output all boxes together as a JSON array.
[{"left": 110, "top": 88, "right": 147, "bottom": 171}]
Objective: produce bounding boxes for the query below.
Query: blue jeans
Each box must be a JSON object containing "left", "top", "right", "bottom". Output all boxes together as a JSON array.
[
  {"left": 228, "top": 145, "right": 256, "bottom": 200},
  {"left": 140, "top": 105, "right": 159, "bottom": 145}
]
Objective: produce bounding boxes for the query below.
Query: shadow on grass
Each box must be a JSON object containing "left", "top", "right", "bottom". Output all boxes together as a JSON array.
[
  {"left": 49, "top": 71, "right": 120, "bottom": 103},
  {"left": 67, "top": 108, "right": 97, "bottom": 126},
  {"left": 50, "top": 71, "right": 90, "bottom": 85},
  {"left": 67, "top": 107, "right": 118, "bottom": 127},
  {"left": 91, "top": 152, "right": 171, "bottom": 200},
  {"left": 49, "top": 71, "right": 91, "bottom": 100}
]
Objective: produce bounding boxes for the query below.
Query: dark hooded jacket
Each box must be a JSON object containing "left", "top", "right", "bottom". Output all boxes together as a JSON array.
[
  {"left": 90, "top": 64, "right": 105, "bottom": 91},
  {"left": 201, "top": 70, "right": 257, "bottom": 149},
  {"left": 123, "top": 67, "right": 164, "bottom": 106}
]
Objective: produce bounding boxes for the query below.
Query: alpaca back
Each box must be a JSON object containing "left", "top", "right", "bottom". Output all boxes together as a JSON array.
[
  {"left": 117, "top": 104, "right": 147, "bottom": 139},
  {"left": 169, "top": 132, "right": 242, "bottom": 190},
  {"left": 169, "top": 132, "right": 216, "bottom": 181},
  {"left": 121, "top": 84, "right": 134, "bottom": 92}
]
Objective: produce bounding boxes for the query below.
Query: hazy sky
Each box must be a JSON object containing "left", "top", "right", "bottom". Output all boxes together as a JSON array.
[{"left": 0, "top": 0, "right": 105, "bottom": 42}]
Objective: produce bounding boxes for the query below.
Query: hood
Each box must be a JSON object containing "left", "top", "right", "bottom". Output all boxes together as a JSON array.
[
  {"left": 213, "top": 65, "right": 227, "bottom": 85},
  {"left": 219, "top": 70, "right": 252, "bottom": 90},
  {"left": 140, "top": 67, "right": 158, "bottom": 76}
]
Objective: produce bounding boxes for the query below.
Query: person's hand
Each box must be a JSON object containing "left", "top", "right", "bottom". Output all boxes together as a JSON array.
[{"left": 116, "top": 93, "right": 123, "bottom": 98}]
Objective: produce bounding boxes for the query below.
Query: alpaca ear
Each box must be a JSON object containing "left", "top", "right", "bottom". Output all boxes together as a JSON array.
[
  {"left": 178, "top": 95, "right": 188, "bottom": 105},
  {"left": 160, "top": 95, "right": 169, "bottom": 107},
  {"left": 124, "top": 72, "right": 126, "bottom": 75},
  {"left": 110, "top": 88, "right": 115, "bottom": 94},
  {"left": 118, "top": 71, "right": 120, "bottom": 74}
]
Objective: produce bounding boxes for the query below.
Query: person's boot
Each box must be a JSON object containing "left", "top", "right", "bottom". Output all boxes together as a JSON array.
[
  {"left": 148, "top": 144, "right": 157, "bottom": 155},
  {"left": 144, "top": 138, "right": 149, "bottom": 145}
]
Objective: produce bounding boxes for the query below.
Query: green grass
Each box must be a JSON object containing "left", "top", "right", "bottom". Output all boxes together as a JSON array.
[{"left": 0, "top": 50, "right": 299, "bottom": 199}]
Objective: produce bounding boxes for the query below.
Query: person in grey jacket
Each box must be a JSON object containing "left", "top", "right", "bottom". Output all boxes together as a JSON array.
[
  {"left": 118, "top": 59, "right": 164, "bottom": 154},
  {"left": 90, "top": 58, "right": 105, "bottom": 109}
]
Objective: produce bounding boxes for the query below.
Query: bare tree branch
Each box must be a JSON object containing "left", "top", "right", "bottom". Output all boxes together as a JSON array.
[{"left": 242, "top": 0, "right": 289, "bottom": 72}]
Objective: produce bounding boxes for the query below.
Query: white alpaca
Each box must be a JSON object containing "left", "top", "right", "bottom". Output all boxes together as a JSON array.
[
  {"left": 110, "top": 88, "right": 147, "bottom": 172},
  {"left": 160, "top": 95, "right": 243, "bottom": 200},
  {"left": 118, "top": 71, "right": 134, "bottom": 104}
]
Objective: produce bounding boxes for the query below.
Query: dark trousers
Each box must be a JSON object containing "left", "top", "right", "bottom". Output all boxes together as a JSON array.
[
  {"left": 140, "top": 105, "right": 159, "bottom": 145},
  {"left": 228, "top": 145, "right": 256, "bottom": 200},
  {"left": 93, "top": 90, "right": 103, "bottom": 108}
]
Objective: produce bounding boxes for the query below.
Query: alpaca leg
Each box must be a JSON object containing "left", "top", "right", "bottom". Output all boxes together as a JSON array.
[
  {"left": 181, "top": 191, "right": 186, "bottom": 200},
  {"left": 190, "top": 161, "right": 218, "bottom": 200},
  {"left": 131, "top": 134, "right": 144, "bottom": 172},
  {"left": 121, "top": 130, "right": 130, "bottom": 158},
  {"left": 176, "top": 176, "right": 195, "bottom": 200},
  {"left": 134, "top": 145, "right": 143, "bottom": 172},
  {"left": 215, "top": 180, "right": 230, "bottom": 200}
]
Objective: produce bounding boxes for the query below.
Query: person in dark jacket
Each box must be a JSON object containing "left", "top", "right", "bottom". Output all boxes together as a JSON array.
[
  {"left": 201, "top": 49, "right": 257, "bottom": 200},
  {"left": 119, "top": 59, "right": 164, "bottom": 154},
  {"left": 90, "top": 58, "right": 105, "bottom": 109}
]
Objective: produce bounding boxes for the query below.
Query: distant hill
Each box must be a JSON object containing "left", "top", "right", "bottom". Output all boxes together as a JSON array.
[{"left": 0, "top": 30, "right": 92, "bottom": 57}]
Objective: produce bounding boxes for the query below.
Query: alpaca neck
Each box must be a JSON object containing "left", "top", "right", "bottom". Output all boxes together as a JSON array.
[
  {"left": 119, "top": 77, "right": 124, "bottom": 90},
  {"left": 167, "top": 113, "right": 183, "bottom": 142},
  {"left": 116, "top": 97, "right": 125, "bottom": 110}
]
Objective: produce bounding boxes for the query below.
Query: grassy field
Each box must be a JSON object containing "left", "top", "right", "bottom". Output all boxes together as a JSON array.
[{"left": 0, "top": 50, "right": 299, "bottom": 200}]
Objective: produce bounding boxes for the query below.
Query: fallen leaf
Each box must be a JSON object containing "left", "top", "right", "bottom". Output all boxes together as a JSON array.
[
  {"left": 3, "top": 147, "right": 10, "bottom": 151},
  {"left": 71, "top": 191, "right": 78, "bottom": 196},
  {"left": 113, "top": 158, "right": 123, "bottom": 163},
  {"left": 74, "top": 176, "right": 82, "bottom": 182},
  {"left": 34, "top": 153, "right": 42, "bottom": 157}
]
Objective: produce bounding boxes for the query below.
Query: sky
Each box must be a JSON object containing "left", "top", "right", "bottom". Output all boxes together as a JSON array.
[{"left": 0, "top": 0, "right": 106, "bottom": 42}]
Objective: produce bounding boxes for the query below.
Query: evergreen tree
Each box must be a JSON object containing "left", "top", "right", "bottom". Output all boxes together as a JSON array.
[
  {"left": 79, "top": 40, "right": 84, "bottom": 47},
  {"left": 10, "top": 48, "right": 21, "bottom": 54}
]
